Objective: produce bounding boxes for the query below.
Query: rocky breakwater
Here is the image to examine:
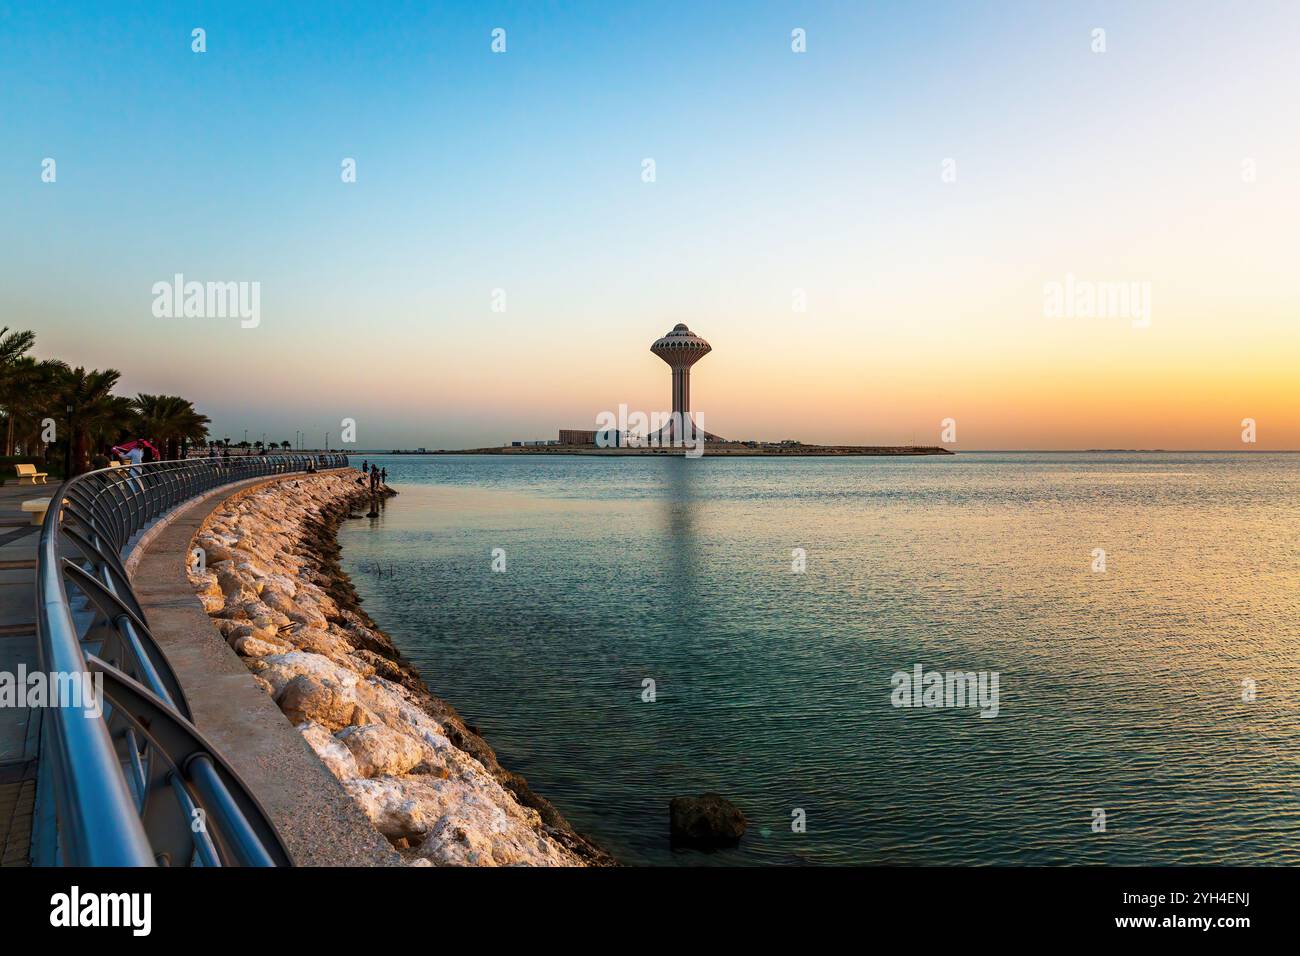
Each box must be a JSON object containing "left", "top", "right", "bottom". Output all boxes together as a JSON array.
[{"left": 186, "top": 470, "right": 614, "bottom": 867}]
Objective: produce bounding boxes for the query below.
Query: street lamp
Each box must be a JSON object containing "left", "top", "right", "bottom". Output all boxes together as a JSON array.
[{"left": 64, "top": 403, "right": 73, "bottom": 476}]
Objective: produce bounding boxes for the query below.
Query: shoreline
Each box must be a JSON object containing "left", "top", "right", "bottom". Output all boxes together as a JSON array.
[
  {"left": 432, "top": 445, "right": 954, "bottom": 456},
  {"left": 186, "top": 470, "right": 615, "bottom": 866}
]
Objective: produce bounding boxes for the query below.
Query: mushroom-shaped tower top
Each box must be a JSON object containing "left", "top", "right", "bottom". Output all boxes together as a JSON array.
[{"left": 650, "top": 323, "right": 712, "bottom": 368}]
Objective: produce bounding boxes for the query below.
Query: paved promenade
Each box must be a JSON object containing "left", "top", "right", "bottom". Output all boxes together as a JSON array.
[
  {"left": 130, "top": 471, "right": 398, "bottom": 865},
  {"left": 0, "top": 481, "right": 44, "bottom": 867}
]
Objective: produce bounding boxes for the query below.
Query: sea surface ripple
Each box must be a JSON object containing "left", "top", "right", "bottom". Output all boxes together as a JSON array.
[{"left": 338, "top": 452, "right": 1300, "bottom": 865}]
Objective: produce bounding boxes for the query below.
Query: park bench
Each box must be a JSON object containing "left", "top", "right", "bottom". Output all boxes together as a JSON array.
[{"left": 14, "top": 463, "right": 48, "bottom": 484}]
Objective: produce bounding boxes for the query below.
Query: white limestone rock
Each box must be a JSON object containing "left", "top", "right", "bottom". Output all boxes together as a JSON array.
[
  {"left": 259, "top": 650, "right": 359, "bottom": 697},
  {"left": 278, "top": 674, "right": 363, "bottom": 732},
  {"left": 300, "top": 720, "right": 361, "bottom": 781},
  {"left": 336, "top": 723, "right": 430, "bottom": 778},
  {"left": 197, "top": 592, "right": 225, "bottom": 613},
  {"left": 231, "top": 633, "right": 292, "bottom": 658}
]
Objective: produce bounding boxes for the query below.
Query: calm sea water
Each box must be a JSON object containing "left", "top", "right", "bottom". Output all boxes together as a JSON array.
[{"left": 337, "top": 452, "right": 1300, "bottom": 866}]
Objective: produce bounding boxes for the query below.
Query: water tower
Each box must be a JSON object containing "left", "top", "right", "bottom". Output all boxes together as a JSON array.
[{"left": 649, "top": 323, "right": 724, "bottom": 442}]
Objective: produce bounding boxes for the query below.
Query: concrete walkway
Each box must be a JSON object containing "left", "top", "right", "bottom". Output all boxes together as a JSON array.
[
  {"left": 129, "top": 470, "right": 398, "bottom": 865},
  {"left": 0, "top": 480, "right": 47, "bottom": 867}
]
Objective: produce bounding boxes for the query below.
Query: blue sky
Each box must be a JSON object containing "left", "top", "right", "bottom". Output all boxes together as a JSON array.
[{"left": 2, "top": 1, "right": 1297, "bottom": 448}]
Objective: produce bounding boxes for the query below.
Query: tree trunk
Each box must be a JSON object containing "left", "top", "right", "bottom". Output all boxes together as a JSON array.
[{"left": 72, "top": 430, "right": 87, "bottom": 476}]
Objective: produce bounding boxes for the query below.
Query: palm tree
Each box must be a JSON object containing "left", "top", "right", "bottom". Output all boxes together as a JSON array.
[
  {"left": 85, "top": 395, "right": 140, "bottom": 458},
  {"left": 279, "top": 440, "right": 292, "bottom": 451},
  {"left": 53, "top": 367, "right": 123, "bottom": 475},
  {"left": 133, "top": 394, "right": 211, "bottom": 460},
  {"left": 0, "top": 327, "right": 35, "bottom": 365},
  {"left": 0, "top": 327, "right": 38, "bottom": 455},
  {"left": 3, "top": 355, "right": 70, "bottom": 456}
]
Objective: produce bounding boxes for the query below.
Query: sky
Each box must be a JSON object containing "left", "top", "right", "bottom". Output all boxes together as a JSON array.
[{"left": 1, "top": 0, "right": 1297, "bottom": 450}]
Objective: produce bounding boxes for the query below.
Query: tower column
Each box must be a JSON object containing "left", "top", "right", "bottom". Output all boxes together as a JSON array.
[{"left": 672, "top": 367, "right": 689, "bottom": 417}]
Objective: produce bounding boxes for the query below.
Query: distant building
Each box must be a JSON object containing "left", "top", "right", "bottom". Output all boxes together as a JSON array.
[{"left": 560, "top": 428, "right": 624, "bottom": 447}]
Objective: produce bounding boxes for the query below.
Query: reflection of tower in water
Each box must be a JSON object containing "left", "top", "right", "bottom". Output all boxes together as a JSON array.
[{"left": 663, "top": 458, "right": 699, "bottom": 623}]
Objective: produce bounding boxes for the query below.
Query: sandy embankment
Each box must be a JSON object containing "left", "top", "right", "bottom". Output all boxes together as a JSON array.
[{"left": 185, "top": 470, "right": 613, "bottom": 867}]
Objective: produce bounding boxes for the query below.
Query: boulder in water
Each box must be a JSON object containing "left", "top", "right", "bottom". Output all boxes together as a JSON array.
[{"left": 669, "top": 794, "right": 746, "bottom": 847}]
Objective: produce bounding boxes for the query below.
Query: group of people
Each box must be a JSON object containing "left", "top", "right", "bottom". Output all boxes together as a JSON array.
[
  {"left": 358, "top": 460, "right": 387, "bottom": 492},
  {"left": 89, "top": 438, "right": 160, "bottom": 473}
]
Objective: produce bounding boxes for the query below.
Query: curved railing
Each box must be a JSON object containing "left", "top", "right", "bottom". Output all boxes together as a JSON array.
[{"left": 33, "top": 453, "right": 349, "bottom": 866}]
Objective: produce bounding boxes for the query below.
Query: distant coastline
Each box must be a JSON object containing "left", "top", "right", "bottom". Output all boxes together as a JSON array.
[
  {"left": 338, "top": 448, "right": 1299, "bottom": 457},
  {"left": 420, "top": 444, "right": 955, "bottom": 457}
]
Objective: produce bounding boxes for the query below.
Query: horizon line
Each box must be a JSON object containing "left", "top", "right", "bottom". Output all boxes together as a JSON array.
[{"left": 335, "top": 447, "right": 1300, "bottom": 454}]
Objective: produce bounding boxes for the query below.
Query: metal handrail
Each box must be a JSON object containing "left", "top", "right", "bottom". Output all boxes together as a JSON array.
[{"left": 33, "top": 453, "right": 350, "bottom": 865}]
